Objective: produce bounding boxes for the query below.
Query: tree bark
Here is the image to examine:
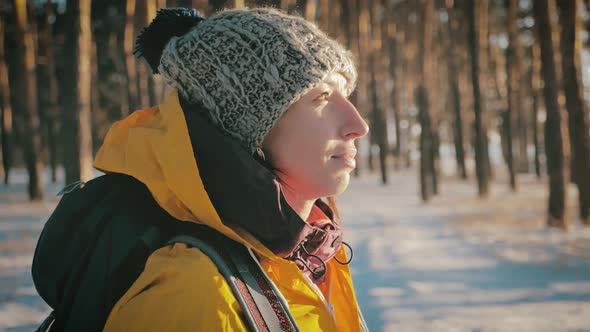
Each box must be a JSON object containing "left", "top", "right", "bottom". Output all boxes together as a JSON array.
[
  {"left": 531, "top": 39, "right": 543, "bottom": 179},
  {"left": 38, "top": 1, "right": 60, "bottom": 183},
  {"left": 62, "top": 0, "right": 94, "bottom": 184},
  {"left": 416, "top": 0, "right": 436, "bottom": 201},
  {"left": 341, "top": 0, "right": 364, "bottom": 177},
  {"left": 445, "top": 1, "right": 467, "bottom": 180},
  {"left": 209, "top": 0, "right": 228, "bottom": 12},
  {"left": 504, "top": 0, "right": 520, "bottom": 190},
  {"left": 92, "top": 0, "right": 127, "bottom": 129},
  {"left": 12, "top": 0, "right": 44, "bottom": 199},
  {"left": 0, "top": 16, "right": 13, "bottom": 184},
  {"left": 295, "top": 0, "right": 307, "bottom": 16},
  {"left": 249, "top": 0, "right": 281, "bottom": 7},
  {"left": 358, "top": 0, "right": 372, "bottom": 173},
  {"left": 508, "top": 0, "right": 529, "bottom": 174},
  {"left": 383, "top": 0, "right": 402, "bottom": 171},
  {"left": 557, "top": 0, "right": 590, "bottom": 224},
  {"left": 135, "top": 0, "right": 152, "bottom": 108},
  {"left": 466, "top": 0, "right": 490, "bottom": 197},
  {"left": 533, "top": 0, "right": 569, "bottom": 228},
  {"left": 136, "top": 0, "right": 159, "bottom": 107},
  {"left": 303, "top": 0, "right": 316, "bottom": 21},
  {"left": 368, "top": 0, "right": 388, "bottom": 184},
  {"left": 279, "top": 0, "right": 297, "bottom": 12},
  {"left": 124, "top": 0, "right": 138, "bottom": 112},
  {"left": 90, "top": 37, "right": 103, "bottom": 155},
  {"left": 478, "top": 0, "right": 494, "bottom": 181}
]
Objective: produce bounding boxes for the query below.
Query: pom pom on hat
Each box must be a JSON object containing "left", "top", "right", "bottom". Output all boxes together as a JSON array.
[{"left": 133, "top": 8, "right": 205, "bottom": 74}]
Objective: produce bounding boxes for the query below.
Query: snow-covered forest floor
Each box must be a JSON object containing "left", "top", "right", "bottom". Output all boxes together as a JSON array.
[{"left": 1, "top": 164, "right": 590, "bottom": 331}]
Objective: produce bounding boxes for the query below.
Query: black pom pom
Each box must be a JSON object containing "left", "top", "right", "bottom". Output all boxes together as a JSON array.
[{"left": 134, "top": 8, "right": 205, "bottom": 74}]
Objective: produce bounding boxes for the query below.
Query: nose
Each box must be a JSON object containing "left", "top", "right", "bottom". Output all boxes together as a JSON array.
[{"left": 337, "top": 95, "right": 369, "bottom": 140}]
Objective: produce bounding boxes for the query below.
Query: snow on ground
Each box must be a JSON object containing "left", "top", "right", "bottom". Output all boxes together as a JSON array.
[
  {"left": 338, "top": 166, "right": 590, "bottom": 332},
  {"left": 1, "top": 165, "right": 590, "bottom": 331},
  {"left": 0, "top": 169, "right": 63, "bottom": 332}
]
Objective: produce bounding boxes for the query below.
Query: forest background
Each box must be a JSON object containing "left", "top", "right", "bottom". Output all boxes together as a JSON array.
[
  {"left": 3, "top": 1, "right": 590, "bottom": 331},
  {"left": 3, "top": 0, "right": 590, "bottom": 229}
]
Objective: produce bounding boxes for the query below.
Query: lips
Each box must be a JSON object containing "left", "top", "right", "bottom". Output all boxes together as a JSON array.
[
  {"left": 330, "top": 148, "right": 357, "bottom": 168},
  {"left": 331, "top": 148, "right": 357, "bottom": 160}
]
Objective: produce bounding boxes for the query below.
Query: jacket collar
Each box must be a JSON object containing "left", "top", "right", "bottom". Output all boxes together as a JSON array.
[{"left": 95, "top": 91, "right": 338, "bottom": 260}]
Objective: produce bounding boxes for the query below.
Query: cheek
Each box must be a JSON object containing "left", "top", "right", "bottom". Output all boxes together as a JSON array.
[
  {"left": 273, "top": 131, "right": 325, "bottom": 176},
  {"left": 265, "top": 107, "right": 351, "bottom": 197},
  {"left": 272, "top": 138, "right": 351, "bottom": 197}
]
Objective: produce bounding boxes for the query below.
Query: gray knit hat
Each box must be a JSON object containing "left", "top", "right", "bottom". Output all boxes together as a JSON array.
[{"left": 154, "top": 8, "right": 357, "bottom": 153}]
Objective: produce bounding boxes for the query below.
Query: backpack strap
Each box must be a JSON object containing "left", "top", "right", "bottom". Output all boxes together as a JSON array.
[
  {"left": 231, "top": 246, "right": 299, "bottom": 332},
  {"left": 167, "top": 233, "right": 299, "bottom": 332}
]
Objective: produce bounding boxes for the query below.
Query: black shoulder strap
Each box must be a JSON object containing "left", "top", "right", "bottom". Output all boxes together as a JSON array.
[{"left": 167, "top": 233, "right": 299, "bottom": 332}]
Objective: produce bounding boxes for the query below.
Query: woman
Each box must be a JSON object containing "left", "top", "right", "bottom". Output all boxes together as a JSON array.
[{"left": 97, "top": 7, "right": 369, "bottom": 331}]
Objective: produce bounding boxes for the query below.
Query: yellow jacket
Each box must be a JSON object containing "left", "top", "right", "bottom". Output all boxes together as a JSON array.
[{"left": 95, "top": 91, "right": 365, "bottom": 331}]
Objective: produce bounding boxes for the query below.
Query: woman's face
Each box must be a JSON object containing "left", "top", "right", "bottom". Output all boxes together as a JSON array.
[{"left": 262, "top": 72, "right": 369, "bottom": 200}]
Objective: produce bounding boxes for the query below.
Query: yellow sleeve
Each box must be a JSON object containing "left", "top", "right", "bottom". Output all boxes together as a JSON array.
[{"left": 103, "top": 243, "right": 248, "bottom": 332}]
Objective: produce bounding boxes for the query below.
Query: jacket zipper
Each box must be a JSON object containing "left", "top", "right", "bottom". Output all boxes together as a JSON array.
[{"left": 300, "top": 269, "right": 337, "bottom": 324}]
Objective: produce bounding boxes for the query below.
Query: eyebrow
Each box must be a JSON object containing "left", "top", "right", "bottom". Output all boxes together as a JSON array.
[{"left": 322, "top": 75, "right": 347, "bottom": 93}]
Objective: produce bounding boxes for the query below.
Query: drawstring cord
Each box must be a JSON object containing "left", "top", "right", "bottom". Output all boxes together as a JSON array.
[
  {"left": 293, "top": 240, "right": 354, "bottom": 279},
  {"left": 334, "top": 241, "right": 354, "bottom": 265},
  {"left": 57, "top": 181, "right": 86, "bottom": 196},
  {"left": 297, "top": 242, "right": 327, "bottom": 279}
]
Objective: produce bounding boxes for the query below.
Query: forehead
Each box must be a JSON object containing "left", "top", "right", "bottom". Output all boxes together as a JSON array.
[{"left": 320, "top": 72, "right": 348, "bottom": 93}]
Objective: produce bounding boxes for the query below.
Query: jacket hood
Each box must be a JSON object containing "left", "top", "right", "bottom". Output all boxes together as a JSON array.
[{"left": 94, "top": 91, "right": 330, "bottom": 261}]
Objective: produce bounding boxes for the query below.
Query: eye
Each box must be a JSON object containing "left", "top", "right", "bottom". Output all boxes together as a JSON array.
[{"left": 317, "top": 91, "right": 331, "bottom": 101}]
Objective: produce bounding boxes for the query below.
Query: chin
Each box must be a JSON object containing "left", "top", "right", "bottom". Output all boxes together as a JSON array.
[{"left": 322, "top": 173, "right": 350, "bottom": 197}]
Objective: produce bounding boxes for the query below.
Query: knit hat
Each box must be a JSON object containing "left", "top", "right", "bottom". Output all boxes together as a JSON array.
[{"left": 135, "top": 7, "right": 357, "bottom": 154}]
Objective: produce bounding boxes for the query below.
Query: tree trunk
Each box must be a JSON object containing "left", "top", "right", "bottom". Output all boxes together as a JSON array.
[
  {"left": 466, "top": 0, "right": 490, "bottom": 197},
  {"left": 398, "top": 1, "right": 415, "bottom": 170},
  {"left": 317, "top": 0, "right": 339, "bottom": 38},
  {"left": 416, "top": 0, "right": 436, "bottom": 201},
  {"left": 208, "top": 0, "right": 227, "bottom": 13},
  {"left": 249, "top": 0, "right": 281, "bottom": 7},
  {"left": 39, "top": 1, "right": 60, "bottom": 183},
  {"left": 135, "top": 1, "right": 152, "bottom": 108},
  {"left": 382, "top": 0, "right": 402, "bottom": 171},
  {"left": 341, "top": 0, "right": 363, "bottom": 177},
  {"left": 12, "top": 0, "right": 44, "bottom": 199},
  {"left": 192, "top": 0, "right": 209, "bottom": 13},
  {"left": 0, "top": 17, "right": 13, "bottom": 184},
  {"left": 62, "top": 0, "right": 94, "bottom": 184},
  {"left": 507, "top": 0, "right": 529, "bottom": 174},
  {"left": 557, "top": 0, "right": 590, "bottom": 225},
  {"left": 304, "top": 0, "right": 316, "bottom": 21},
  {"left": 90, "top": 37, "right": 102, "bottom": 155},
  {"left": 295, "top": 0, "right": 306, "bottom": 15},
  {"left": 533, "top": 0, "right": 569, "bottom": 228},
  {"left": 91, "top": 1, "right": 130, "bottom": 122},
  {"left": 478, "top": 0, "right": 494, "bottom": 181},
  {"left": 168, "top": 1, "right": 208, "bottom": 13},
  {"left": 504, "top": 0, "right": 519, "bottom": 190},
  {"left": 136, "top": 0, "right": 159, "bottom": 107},
  {"left": 281, "top": 0, "right": 295, "bottom": 12},
  {"left": 147, "top": 0, "right": 162, "bottom": 104},
  {"left": 368, "top": 0, "right": 388, "bottom": 184},
  {"left": 531, "top": 40, "right": 543, "bottom": 179},
  {"left": 124, "top": 0, "right": 138, "bottom": 112},
  {"left": 445, "top": 1, "right": 467, "bottom": 180},
  {"left": 358, "top": 0, "right": 372, "bottom": 174},
  {"left": 93, "top": 0, "right": 126, "bottom": 126}
]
